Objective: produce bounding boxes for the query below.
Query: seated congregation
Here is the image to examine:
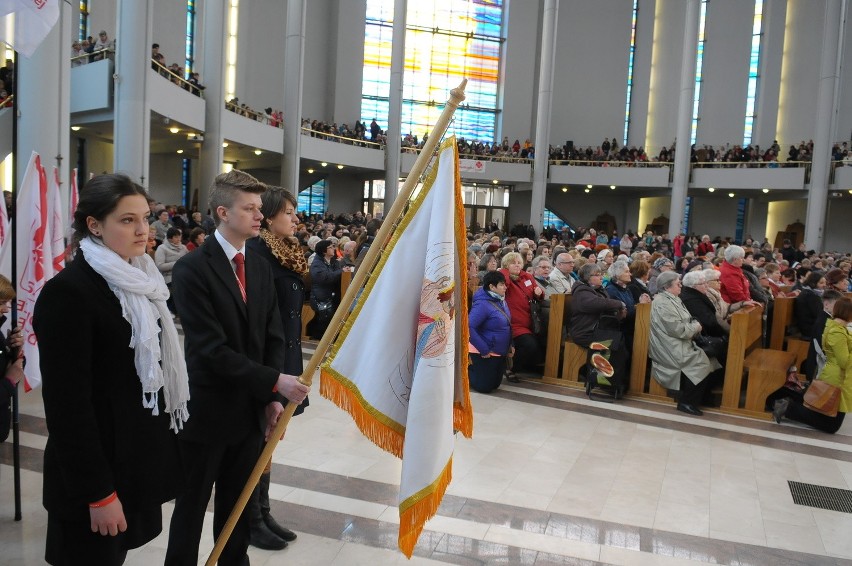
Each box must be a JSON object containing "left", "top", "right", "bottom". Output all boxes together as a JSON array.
[{"left": 465, "top": 229, "right": 852, "bottom": 432}]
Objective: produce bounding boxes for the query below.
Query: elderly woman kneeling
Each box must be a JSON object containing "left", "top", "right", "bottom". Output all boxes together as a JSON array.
[{"left": 650, "top": 271, "right": 721, "bottom": 416}]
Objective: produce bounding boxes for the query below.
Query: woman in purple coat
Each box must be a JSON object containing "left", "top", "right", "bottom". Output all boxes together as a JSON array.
[{"left": 468, "top": 271, "right": 513, "bottom": 393}]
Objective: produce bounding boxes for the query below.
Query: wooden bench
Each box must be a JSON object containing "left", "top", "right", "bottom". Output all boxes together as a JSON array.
[
  {"left": 721, "top": 305, "right": 796, "bottom": 416},
  {"left": 768, "top": 296, "right": 810, "bottom": 368},
  {"left": 626, "top": 302, "right": 671, "bottom": 401},
  {"left": 540, "top": 294, "right": 586, "bottom": 389}
]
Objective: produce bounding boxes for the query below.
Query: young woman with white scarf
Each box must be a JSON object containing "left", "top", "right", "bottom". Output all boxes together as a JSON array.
[{"left": 33, "top": 174, "right": 190, "bottom": 566}]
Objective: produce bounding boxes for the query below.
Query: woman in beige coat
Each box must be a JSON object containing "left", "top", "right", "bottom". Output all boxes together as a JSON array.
[{"left": 649, "top": 271, "right": 719, "bottom": 416}]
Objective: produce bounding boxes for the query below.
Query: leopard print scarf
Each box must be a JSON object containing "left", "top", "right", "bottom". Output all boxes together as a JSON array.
[{"left": 259, "top": 228, "right": 308, "bottom": 275}]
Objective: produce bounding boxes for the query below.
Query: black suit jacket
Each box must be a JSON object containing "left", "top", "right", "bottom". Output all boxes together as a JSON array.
[
  {"left": 172, "top": 234, "right": 286, "bottom": 445},
  {"left": 33, "top": 252, "right": 181, "bottom": 519}
]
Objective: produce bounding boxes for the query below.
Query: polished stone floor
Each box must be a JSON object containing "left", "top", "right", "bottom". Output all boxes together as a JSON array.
[{"left": 3, "top": 364, "right": 852, "bottom": 565}]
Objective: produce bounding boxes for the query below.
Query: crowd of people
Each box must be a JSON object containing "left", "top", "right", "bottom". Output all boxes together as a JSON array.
[
  {"left": 70, "top": 30, "right": 115, "bottom": 66},
  {"left": 464, "top": 223, "right": 851, "bottom": 431},
  {"left": 0, "top": 164, "right": 849, "bottom": 565},
  {"left": 225, "top": 98, "right": 283, "bottom": 127}
]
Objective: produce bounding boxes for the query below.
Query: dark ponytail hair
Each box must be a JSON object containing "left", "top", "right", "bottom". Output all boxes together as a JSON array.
[{"left": 72, "top": 173, "right": 150, "bottom": 248}]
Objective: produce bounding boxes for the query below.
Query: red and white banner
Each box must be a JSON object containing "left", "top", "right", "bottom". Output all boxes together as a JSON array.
[
  {"left": 48, "top": 167, "right": 65, "bottom": 274},
  {"left": 0, "top": 0, "right": 61, "bottom": 58},
  {"left": 16, "top": 152, "right": 62, "bottom": 390},
  {"left": 459, "top": 159, "right": 486, "bottom": 174},
  {"left": 0, "top": 187, "right": 10, "bottom": 280}
]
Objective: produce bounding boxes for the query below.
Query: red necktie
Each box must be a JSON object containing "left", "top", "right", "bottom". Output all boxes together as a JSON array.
[{"left": 233, "top": 252, "right": 247, "bottom": 302}]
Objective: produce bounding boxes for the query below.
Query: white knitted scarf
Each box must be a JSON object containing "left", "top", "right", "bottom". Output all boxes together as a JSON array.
[{"left": 80, "top": 237, "right": 190, "bottom": 432}]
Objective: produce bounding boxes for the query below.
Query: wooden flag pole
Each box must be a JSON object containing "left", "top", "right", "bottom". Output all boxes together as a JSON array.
[{"left": 205, "top": 79, "right": 467, "bottom": 566}]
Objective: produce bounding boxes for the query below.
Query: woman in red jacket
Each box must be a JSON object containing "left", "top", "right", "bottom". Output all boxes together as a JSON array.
[
  {"left": 499, "top": 252, "right": 543, "bottom": 378},
  {"left": 719, "top": 245, "right": 752, "bottom": 304}
]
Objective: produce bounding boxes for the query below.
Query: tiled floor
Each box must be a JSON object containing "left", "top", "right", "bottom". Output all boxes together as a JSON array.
[{"left": 3, "top": 365, "right": 852, "bottom": 565}]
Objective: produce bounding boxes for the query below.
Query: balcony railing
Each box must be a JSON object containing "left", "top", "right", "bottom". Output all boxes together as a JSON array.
[
  {"left": 300, "top": 127, "right": 383, "bottom": 149},
  {"left": 152, "top": 60, "right": 204, "bottom": 98},
  {"left": 71, "top": 47, "right": 115, "bottom": 66},
  {"left": 225, "top": 102, "right": 283, "bottom": 128}
]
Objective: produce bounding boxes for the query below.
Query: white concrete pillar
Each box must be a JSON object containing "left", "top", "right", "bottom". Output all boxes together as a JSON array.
[
  {"left": 197, "top": 0, "right": 227, "bottom": 214},
  {"left": 17, "top": 1, "right": 72, "bottom": 197},
  {"left": 383, "top": 0, "right": 407, "bottom": 209},
  {"left": 804, "top": 0, "right": 845, "bottom": 251},
  {"left": 529, "top": 0, "right": 558, "bottom": 233},
  {"left": 668, "top": 0, "right": 701, "bottom": 236},
  {"left": 281, "top": 0, "right": 306, "bottom": 195},
  {"left": 113, "top": 0, "right": 152, "bottom": 185}
]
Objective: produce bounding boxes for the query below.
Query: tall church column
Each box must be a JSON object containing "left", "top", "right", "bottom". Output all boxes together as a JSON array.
[
  {"left": 383, "top": 0, "right": 407, "bottom": 209},
  {"left": 113, "top": 0, "right": 152, "bottom": 184},
  {"left": 198, "top": 0, "right": 227, "bottom": 212},
  {"left": 17, "top": 1, "right": 71, "bottom": 197},
  {"left": 668, "top": 0, "right": 700, "bottom": 237},
  {"left": 529, "top": 0, "right": 558, "bottom": 232},
  {"left": 281, "top": 0, "right": 306, "bottom": 194},
  {"left": 804, "top": 0, "right": 844, "bottom": 251}
]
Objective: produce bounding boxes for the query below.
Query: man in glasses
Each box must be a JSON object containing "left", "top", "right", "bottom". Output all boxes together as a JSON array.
[{"left": 546, "top": 252, "right": 576, "bottom": 296}]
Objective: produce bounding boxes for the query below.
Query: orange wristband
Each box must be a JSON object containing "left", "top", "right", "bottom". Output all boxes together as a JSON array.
[{"left": 89, "top": 491, "right": 117, "bottom": 508}]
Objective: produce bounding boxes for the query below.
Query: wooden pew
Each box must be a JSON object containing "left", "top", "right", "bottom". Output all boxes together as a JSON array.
[
  {"left": 542, "top": 293, "right": 567, "bottom": 380},
  {"left": 721, "top": 305, "right": 796, "bottom": 416},
  {"left": 768, "top": 296, "right": 809, "bottom": 368},
  {"left": 626, "top": 302, "right": 671, "bottom": 401},
  {"left": 541, "top": 294, "right": 584, "bottom": 390}
]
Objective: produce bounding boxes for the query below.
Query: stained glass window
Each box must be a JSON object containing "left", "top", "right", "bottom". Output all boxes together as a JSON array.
[
  {"left": 623, "top": 0, "right": 638, "bottom": 146},
  {"left": 361, "top": 0, "right": 505, "bottom": 142},
  {"left": 299, "top": 179, "right": 327, "bottom": 215},
  {"left": 690, "top": 0, "right": 708, "bottom": 145},
  {"left": 185, "top": 0, "right": 196, "bottom": 78},
  {"left": 79, "top": 1, "right": 89, "bottom": 42},
  {"left": 743, "top": 0, "right": 763, "bottom": 146}
]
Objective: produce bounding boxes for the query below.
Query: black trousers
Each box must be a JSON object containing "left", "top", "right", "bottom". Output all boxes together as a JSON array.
[
  {"left": 45, "top": 506, "right": 162, "bottom": 566},
  {"left": 469, "top": 354, "right": 506, "bottom": 393},
  {"left": 165, "top": 433, "right": 262, "bottom": 566},
  {"left": 679, "top": 373, "right": 709, "bottom": 407},
  {"left": 248, "top": 471, "right": 272, "bottom": 525},
  {"left": 512, "top": 333, "right": 542, "bottom": 372},
  {"left": 785, "top": 403, "right": 846, "bottom": 434}
]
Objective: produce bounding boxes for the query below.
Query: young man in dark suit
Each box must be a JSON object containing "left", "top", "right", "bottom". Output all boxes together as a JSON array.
[{"left": 165, "top": 170, "right": 309, "bottom": 566}]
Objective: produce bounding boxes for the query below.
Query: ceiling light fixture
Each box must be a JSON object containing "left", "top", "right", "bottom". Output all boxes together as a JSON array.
[
  {"left": 610, "top": 185, "right": 616, "bottom": 190},
  {"left": 728, "top": 192, "right": 735, "bottom": 198},
  {"left": 584, "top": 188, "right": 590, "bottom": 193},
  {"left": 561, "top": 187, "right": 568, "bottom": 193},
  {"left": 586, "top": 184, "right": 593, "bottom": 189},
  {"left": 337, "top": 164, "right": 344, "bottom": 169},
  {"left": 321, "top": 162, "right": 328, "bottom": 167},
  {"left": 708, "top": 187, "right": 715, "bottom": 193},
  {"left": 71, "top": 126, "right": 81, "bottom": 131},
  {"left": 169, "top": 127, "right": 180, "bottom": 134},
  {"left": 492, "top": 179, "right": 498, "bottom": 184},
  {"left": 307, "top": 168, "right": 314, "bottom": 174},
  {"left": 176, "top": 149, "right": 184, "bottom": 154},
  {"left": 222, "top": 142, "right": 229, "bottom": 148},
  {"left": 254, "top": 149, "right": 262, "bottom": 156},
  {"left": 762, "top": 188, "right": 769, "bottom": 194}
]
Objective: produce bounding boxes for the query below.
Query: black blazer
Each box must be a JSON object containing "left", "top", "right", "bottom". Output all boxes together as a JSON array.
[
  {"left": 246, "top": 237, "right": 309, "bottom": 415},
  {"left": 171, "top": 234, "right": 286, "bottom": 445},
  {"left": 33, "top": 252, "right": 181, "bottom": 520}
]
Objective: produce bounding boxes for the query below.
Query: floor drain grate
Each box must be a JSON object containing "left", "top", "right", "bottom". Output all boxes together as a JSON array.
[{"left": 788, "top": 481, "right": 852, "bottom": 513}]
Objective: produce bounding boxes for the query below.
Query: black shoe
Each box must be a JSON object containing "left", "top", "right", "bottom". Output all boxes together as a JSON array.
[
  {"left": 505, "top": 370, "right": 520, "bottom": 383},
  {"left": 263, "top": 514, "right": 297, "bottom": 542},
  {"left": 676, "top": 403, "right": 703, "bottom": 416},
  {"left": 249, "top": 521, "right": 288, "bottom": 550},
  {"left": 772, "top": 398, "right": 789, "bottom": 424}
]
